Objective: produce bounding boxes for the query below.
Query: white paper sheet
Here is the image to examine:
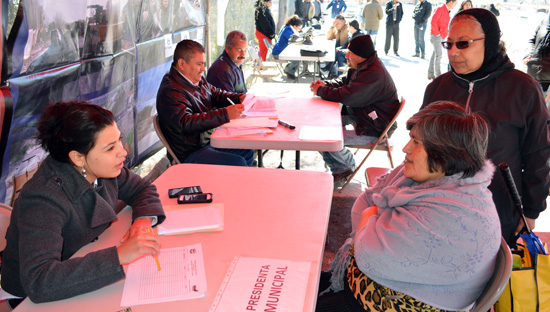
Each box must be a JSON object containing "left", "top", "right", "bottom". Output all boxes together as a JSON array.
[
  {"left": 219, "top": 117, "right": 272, "bottom": 128},
  {"left": 157, "top": 206, "right": 223, "bottom": 235},
  {"left": 209, "top": 257, "right": 311, "bottom": 312},
  {"left": 226, "top": 128, "right": 274, "bottom": 136},
  {"left": 299, "top": 126, "right": 341, "bottom": 141},
  {"left": 121, "top": 243, "right": 207, "bottom": 306}
]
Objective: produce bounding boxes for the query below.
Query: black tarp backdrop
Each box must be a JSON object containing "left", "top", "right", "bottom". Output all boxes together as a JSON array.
[{"left": 0, "top": 0, "right": 206, "bottom": 204}]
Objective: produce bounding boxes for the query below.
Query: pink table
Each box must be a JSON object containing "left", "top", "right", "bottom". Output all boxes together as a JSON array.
[
  {"left": 14, "top": 164, "right": 333, "bottom": 312},
  {"left": 210, "top": 83, "right": 343, "bottom": 168}
]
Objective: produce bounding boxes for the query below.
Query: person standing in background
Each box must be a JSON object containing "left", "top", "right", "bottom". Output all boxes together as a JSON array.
[
  {"left": 362, "top": 0, "right": 384, "bottom": 46},
  {"left": 525, "top": 13, "right": 550, "bottom": 109},
  {"left": 384, "top": 0, "right": 403, "bottom": 56},
  {"left": 423, "top": 8, "right": 550, "bottom": 247},
  {"left": 326, "top": 0, "right": 347, "bottom": 18},
  {"left": 255, "top": 0, "right": 276, "bottom": 61},
  {"left": 412, "top": 0, "right": 432, "bottom": 58},
  {"left": 295, "top": 0, "right": 305, "bottom": 19},
  {"left": 427, "top": 0, "right": 457, "bottom": 79},
  {"left": 458, "top": 0, "right": 473, "bottom": 11}
]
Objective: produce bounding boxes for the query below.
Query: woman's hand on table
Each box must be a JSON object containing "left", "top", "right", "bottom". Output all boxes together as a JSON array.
[
  {"left": 118, "top": 217, "right": 161, "bottom": 265},
  {"left": 227, "top": 104, "right": 245, "bottom": 119}
]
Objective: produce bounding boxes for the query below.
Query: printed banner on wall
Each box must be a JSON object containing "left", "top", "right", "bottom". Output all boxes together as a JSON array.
[
  {"left": 2, "top": 64, "right": 81, "bottom": 204},
  {"left": 1, "top": 0, "right": 206, "bottom": 203}
]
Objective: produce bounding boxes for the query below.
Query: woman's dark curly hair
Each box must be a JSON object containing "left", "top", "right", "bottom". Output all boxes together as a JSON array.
[{"left": 36, "top": 101, "right": 115, "bottom": 163}]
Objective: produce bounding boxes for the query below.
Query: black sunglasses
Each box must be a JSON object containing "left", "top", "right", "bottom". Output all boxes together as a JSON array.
[{"left": 441, "top": 38, "right": 485, "bottom": 50}]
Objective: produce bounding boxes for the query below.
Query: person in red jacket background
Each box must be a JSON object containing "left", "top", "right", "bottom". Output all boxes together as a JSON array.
[{"left": 428, "top": 0, "right": 457, "bottom": 79}]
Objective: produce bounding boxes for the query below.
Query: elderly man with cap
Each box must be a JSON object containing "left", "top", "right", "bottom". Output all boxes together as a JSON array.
[
  {"left": 310, "top": 35, "right": 400, "bottom": 183},
  {"left": 422, "top": 8, "right": 550, "bottom": 247}
]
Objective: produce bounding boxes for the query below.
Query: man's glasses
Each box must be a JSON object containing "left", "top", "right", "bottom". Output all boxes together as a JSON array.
[{"left": 441, "top": 38, "right": 485, "bottom": 50}]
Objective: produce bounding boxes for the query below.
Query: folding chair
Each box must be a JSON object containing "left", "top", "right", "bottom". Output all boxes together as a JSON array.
[
  {"left": 246, "top": 44, "right": 280, "bottom": 88},
  {"left": 365, "top": 167, "right": 392, "bottom": 188},
  {"left": 339, "top": 97, "right": 405, "bottom": 191},
  {"left": 153, "top": 114, "right": 181, "bottom": 165},
  {"left": 263, "top": 38, "right": 287, "bottom": 76},
  {"left": 471, "top": 237, "right": 512, "bottom": 312}
]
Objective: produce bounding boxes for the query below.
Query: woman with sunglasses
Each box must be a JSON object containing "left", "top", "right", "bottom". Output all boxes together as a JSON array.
[{"left": 422, "top": 9, "right": 550, "bottom": 248}]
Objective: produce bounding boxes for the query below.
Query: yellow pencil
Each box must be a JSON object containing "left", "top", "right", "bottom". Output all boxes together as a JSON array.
[{"left": 147, "top": 227, "right": 161, "bottom": 271}]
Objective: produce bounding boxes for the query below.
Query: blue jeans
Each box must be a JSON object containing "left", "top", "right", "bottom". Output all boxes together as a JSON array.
[
  {"left": 321, "top": 126, "right": 378, "bottom": 174},
  {"left": 428, "top": 34, "right": 443, "bottom": 78},
  {"left": 413, "top": 22, "right": 427, "bottom": 54},
  {"left": 184, "top": 145, "right": 255, "bottom": 167},
  {"left": 335, "top": 50, "right": 347, "bottom": 74},
  {"left": 273, "top": 54, "right": 299, "bottom": 76},
  {"left": 364, "top": 29, "right": 378, "bottom": 46}
]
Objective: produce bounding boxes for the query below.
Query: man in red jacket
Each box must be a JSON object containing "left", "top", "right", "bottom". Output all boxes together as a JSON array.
[{"left": 428, "top": 0, "right": 457, "bottom": 79}]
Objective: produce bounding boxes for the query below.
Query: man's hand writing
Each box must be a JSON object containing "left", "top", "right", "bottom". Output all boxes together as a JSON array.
[{"left": 227, "top": 104, "right": 244, "bottom": 119}]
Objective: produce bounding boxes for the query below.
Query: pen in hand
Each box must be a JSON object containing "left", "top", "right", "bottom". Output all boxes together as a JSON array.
[{"left": 147, "top": 227, "right": 162, "bottom": 271}]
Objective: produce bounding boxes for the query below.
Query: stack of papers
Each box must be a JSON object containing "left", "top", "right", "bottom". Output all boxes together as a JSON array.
[
  {"left": 216, "top": 94, "right": 280, "bottom": 137},
  {"left": 157, "top": 206, "right": 223, "bottom": 235},
  {"left": 242, "top": 95, "right": 278, "bottom": 118}
]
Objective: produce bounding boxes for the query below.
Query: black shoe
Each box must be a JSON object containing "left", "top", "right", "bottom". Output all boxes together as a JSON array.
[
  {"left": 332, "top": 168, "right": 354, "bottom": 183},
  {"left": 384, "top": 51, "right": 388, "bottom": 55},
  {"left": 412, "top": 53, "right": 420, "bottom": 57},
  {"left": 421, "top": 53, "right": 426, "bottom": 59},
  {"left": 285, "top": 72, "right": 297, "bottom": 80},
  {"left": 394, "top": 52, "right": 400, "bottom": 57}
]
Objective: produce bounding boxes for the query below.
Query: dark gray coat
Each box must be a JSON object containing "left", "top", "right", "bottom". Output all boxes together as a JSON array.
[{"left": 1, "top": 156, "right": 165, "bottom": 302}]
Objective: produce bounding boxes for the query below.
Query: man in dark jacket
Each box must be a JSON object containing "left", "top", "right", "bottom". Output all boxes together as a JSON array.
[
  {"left": 206, "top": 31, "right": 248, "bottom": 93},
  {"left": 384, "top": 0, "right": 403, "bottom": 56},
  {"left": 310, "top": 35, "right": 400, "bottom": 182},
  {"left": 156, "top": 40, "right": 254, "bottom": 166},
  {"left": 412, "top": 0, "right": 432, "bottom": 58}
]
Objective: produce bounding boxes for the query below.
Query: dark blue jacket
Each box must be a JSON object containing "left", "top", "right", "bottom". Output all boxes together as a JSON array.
[
  {"left": 272, "top": 26, "right": 294, "bottom": 55},
  {"left": 206, "top": 50, "right": 247, "bottom": 93},
  {"left": 412, "top": 0, "right": 432, "bottom": 24},
  {"left": 385, "top": 1, "right": 403, "bottom": 25},
  {"left": 326, "top": 0, "right": 347, "bottom": 18}
]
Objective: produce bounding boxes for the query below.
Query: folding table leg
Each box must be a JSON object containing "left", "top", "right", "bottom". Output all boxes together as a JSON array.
[
  {"left": 256, "top": 149, "right": 263, "bottom": 167},
  {"left": 295, "top": 151, "right": 300, "bottom": 170}
]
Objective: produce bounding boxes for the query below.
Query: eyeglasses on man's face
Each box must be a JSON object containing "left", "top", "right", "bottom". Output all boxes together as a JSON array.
[{"left": 441, "top": 38, "right": 485, "bottom": 50}]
